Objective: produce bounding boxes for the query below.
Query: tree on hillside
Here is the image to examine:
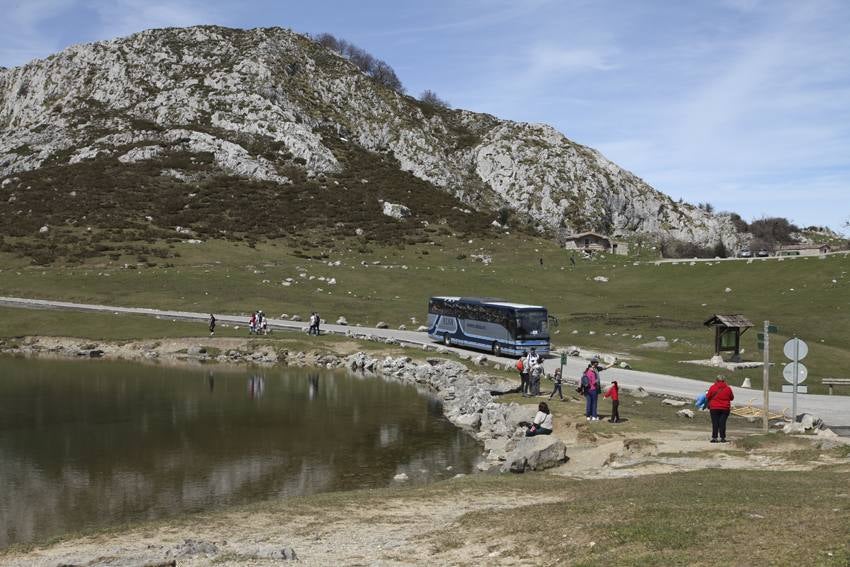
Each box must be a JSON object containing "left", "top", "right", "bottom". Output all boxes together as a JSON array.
[
  {"left": 312, "top": 32, "right": 405, "bottom": 93},
  {"left": 748, "top": 217, "right": 799, "bottom": 245},
  {"left": 420, "top": 89, "right": 451, "bottom": 109},
  {"left": 697, "top": 202, "right": 715, "bottom": 213}
]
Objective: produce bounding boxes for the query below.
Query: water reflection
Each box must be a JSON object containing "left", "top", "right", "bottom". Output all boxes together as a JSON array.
[{"left": 0, "top": 357, "right": 480, "bottom": 548}]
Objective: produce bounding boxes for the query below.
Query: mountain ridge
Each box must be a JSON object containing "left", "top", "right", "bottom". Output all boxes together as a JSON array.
[{"left": 0, "top": 25, "right": 740, "bottom": 255}]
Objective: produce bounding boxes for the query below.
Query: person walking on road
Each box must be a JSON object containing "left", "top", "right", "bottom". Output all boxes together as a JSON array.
[
  {"left": 549, "top": 368, "right": 564, "bottom": 401},
  {"left": 706, "top": 376, "right": 734, "bottom": 443},
  {"left": 604, "top": 380, "right": 620, "bottom": 423},
  {"left": 208, "top": 314, "right": 216, "bottom": 337}
]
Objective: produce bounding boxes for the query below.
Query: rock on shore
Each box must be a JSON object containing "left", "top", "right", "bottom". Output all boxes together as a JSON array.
[{"left": 346, "top": 352, "right": 565, "bottom": 470}]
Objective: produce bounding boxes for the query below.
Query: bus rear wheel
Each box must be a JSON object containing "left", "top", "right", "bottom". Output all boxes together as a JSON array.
[
  {"left": 492, "top": 342, "right": 502, "bottom": 357},
  {"left": 443, "top": 334, "right": 451, "bottom": 346}
]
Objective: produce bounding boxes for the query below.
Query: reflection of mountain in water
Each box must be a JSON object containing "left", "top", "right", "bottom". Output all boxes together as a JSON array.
[{"left": 0, "top": 358, "right": 480, "bottom": 548}]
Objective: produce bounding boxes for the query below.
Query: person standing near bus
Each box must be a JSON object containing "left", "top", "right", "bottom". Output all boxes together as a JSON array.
[{"left": 517, "top": 352, "right": 529, "bottom": 396}]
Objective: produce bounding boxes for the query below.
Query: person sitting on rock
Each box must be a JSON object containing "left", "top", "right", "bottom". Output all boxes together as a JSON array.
[{"left": 526, "top": 402, "right": 553, "bottom": 436}]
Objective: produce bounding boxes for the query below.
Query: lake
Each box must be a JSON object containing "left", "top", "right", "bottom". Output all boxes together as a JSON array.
[{"left": 0, "top": 356, "right": 480, "bottom": 548}]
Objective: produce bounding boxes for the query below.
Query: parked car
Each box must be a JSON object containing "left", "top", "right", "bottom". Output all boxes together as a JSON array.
[
  {"left": 737, "top": 249, "right": 753, "bottom": 258},
  {"left": 756, "top": 249, "right": 770, "bottom": 257}
]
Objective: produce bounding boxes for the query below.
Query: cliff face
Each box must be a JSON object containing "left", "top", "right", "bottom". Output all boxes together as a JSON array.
[{"left": 0, "top": 25, "right": 738, "bottom": 247}]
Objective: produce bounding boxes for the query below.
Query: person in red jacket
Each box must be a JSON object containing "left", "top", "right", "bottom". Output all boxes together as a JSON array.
[
  {"left": 604, "top": 380, "right": 620, "bottom": 423},
  {"left": 706, "top": 376, "right": 734, "bottom": 443}
]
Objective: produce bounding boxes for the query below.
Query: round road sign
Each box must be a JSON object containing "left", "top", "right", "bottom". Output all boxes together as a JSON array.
[
  {"left": 783, "top": 362, "right": 808, "bottom": 384},
  {"left": 783, "top": 338, "right": 808, "bottom": 361}
]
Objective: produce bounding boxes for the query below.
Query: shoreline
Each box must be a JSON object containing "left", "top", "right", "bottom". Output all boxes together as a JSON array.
[{"left": 3, "top": 338, "right": 849, "bottom": 564}]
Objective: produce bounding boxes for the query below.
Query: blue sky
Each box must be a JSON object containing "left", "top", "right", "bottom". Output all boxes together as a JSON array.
[{"left": 2, "top": 0, "right": 849, "bottom": 232}]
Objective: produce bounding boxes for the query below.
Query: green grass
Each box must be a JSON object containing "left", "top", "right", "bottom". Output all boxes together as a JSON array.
[
  {"left": 497, "top": 388, "right": 764, "bottom": 435},
  {"left": 0, "top": 234, "right": 848, "bottom": 393},
  {"left": 6, "top": 466, "right": 846, "bottom": 565}
]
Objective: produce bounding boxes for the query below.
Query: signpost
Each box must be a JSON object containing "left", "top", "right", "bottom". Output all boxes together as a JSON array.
[
  {"left": 759, "top": 322, "right": 778, "bottom": 432},
  {"left": 783, "top": 337, "right": 808, "bottom": 419}
]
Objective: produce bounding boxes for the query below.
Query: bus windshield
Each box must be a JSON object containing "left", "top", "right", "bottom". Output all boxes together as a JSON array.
[{"left": 515, "top": 310, "right": 548, "bottom": 338}]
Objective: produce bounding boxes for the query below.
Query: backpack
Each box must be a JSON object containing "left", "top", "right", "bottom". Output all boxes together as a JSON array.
[{"left": 516, "top": 358, "right": 524, "bottom": 372}]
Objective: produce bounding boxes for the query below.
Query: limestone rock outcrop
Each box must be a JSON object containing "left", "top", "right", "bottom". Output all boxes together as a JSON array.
[{"left": 0, "top": 25, "right": 740, "bottom": 246}]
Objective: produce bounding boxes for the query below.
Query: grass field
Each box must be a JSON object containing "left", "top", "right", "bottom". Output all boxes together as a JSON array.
[{"left": 1, "top": 233, "right": 848, "bottom": 392}]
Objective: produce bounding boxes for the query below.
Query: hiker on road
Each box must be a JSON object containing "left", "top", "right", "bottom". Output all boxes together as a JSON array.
[
  {"left": 707, "top": 376, "right": 734, "bottom": 443},
  {"left": 208, "top": 314, "right": 216, "bottom": 337}
]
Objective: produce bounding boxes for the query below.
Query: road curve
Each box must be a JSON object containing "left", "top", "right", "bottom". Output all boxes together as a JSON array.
[{"left": 1, "top": 295, "right": 848, "bottom": 426}]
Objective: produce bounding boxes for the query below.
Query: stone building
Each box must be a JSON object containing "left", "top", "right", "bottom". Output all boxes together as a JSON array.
[
  {"left": 561, "top": 231, "right": 629, "bottom": 255},
  {"left": 776, "top": 243, "right": 832, "bottom": 256}
]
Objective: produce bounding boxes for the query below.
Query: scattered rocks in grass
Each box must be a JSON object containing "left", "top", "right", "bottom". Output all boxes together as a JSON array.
[
  {"left": 336, "top": 316, "right": 348, "bottom": 325},
  {"left": 630, "top": 387, "right": 650, "bottom": 398},
  {"left": 39, "top": 225, "right": 49, "bottom": 233},
  {"left": 641, "top": 341, "right": 670, "bottom": 349},
  {"left": 290, "top": 315, "right": 302, "bottom": 322},
  {"left": 393, "top": 473, "right": 409, "bottom": 482},
  {"left": 416, "top": 325, "right": 429, "bottom": 332},
  {"left": 593, "top": 276, "right": 609, "bottom": 283},
  {"left": 724, "top": 287, "right": 732, "bottom": 293},
  {"left": 783, "top": 422, "right": 806, "bottom": 435},
  {"left": 662, "top": 398, "right": 687, "bottom": 407},
  {"left": 618, "top": 361, "right": 631, "bottom": 369},
  {"left": 382, "top": 202, "right": 411, "bottom": 219},
  {"left": 376, "top": 321, "right": 389, "bottom": 329},
  {"left": 677, "top": 409, "right": 695, "bottom": 419},
  {"left": 398, "top": 324, "right": 407, "bottom": 330}
]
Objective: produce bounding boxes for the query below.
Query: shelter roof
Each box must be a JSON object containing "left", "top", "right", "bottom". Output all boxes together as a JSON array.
[{"left": 703, "top": 314, "right": 753, "bottom": 328}]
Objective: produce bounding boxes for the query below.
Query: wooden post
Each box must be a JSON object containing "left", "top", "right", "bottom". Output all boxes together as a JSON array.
[{"left": 762, "top": 320, "right": 770, "bottom": 433}]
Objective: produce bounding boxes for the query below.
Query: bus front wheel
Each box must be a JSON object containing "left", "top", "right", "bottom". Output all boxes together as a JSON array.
[
  {"left": 443, "top": 334, "right": 451, "bottom": 346},
  {"left": 492, "top": 342, "right": 502, "bottom": 357}
]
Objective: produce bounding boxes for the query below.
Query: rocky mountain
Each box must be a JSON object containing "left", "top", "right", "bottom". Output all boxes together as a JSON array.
[{"left": 0, "top": 25, "right": 739, "bottom": 256}]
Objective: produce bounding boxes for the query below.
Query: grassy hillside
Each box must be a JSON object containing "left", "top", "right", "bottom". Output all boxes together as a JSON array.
[{"left": 0, "top": 232, "right": 848, "bottom": 393}]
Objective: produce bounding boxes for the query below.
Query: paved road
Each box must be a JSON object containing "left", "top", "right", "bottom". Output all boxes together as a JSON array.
[
  {"left": 2, "top": 295, "right": 848, "bottom": 426},
  {"left": 645, "top": 250, "right": 849, "bottom": 265}
]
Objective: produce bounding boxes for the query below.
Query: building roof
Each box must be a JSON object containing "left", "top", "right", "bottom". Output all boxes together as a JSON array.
[
  {"left": 704, "top": 314, "right": 754, "bottom": 328},
  {"left": 562, "top": 231, "right": 611, "bottom": 241}
]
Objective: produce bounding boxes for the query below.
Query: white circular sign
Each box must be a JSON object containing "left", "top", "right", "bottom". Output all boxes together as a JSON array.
[
  {"left": 783, "top": 338, "right": 808, "bottom": 361},
  {"left": 783, "top": 362, "right": 808, "bottom": 384}
]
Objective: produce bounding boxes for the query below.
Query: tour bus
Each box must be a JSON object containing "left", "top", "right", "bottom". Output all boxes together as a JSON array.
[{"left": 427, "top": 296, "right": 552, "bottom": 357}]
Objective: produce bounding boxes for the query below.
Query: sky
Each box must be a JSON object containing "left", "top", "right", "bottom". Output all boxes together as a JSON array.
[{"left": 1, "top": 0, "right": 849, "bottom": 232}]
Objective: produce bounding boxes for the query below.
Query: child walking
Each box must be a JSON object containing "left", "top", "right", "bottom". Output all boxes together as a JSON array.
[
  {"left": 548, "top": 368, "right": 564, "bottom": 401},
  {"left": 604, "top": 380, "right": 620, "bottom": 423}
]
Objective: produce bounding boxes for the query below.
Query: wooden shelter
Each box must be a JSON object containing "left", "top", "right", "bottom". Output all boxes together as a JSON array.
[{"left": 704, "top": 314, "right": 753, "bottom": 360}]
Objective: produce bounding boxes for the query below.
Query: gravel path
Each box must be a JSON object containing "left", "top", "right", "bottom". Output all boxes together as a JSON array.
[{"left": 2, "top": 295, "right": 848, "bottom": 426}]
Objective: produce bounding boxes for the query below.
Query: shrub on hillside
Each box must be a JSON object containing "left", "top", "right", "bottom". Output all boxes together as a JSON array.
[
  {"left": 748, "top": 217, "right": 799, "bottom": 245},
  {"left": 659, "top": 238, "right": 725, "bottom": 259},
  {"left": 420, "top": 90, "right": 450, "bottom": 109},
  {"left": 313, "top": 32, "right": 404, "bottom": 93}
]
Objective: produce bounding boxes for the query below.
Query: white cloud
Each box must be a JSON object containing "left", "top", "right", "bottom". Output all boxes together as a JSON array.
[{"left": 527, "top": 45, "right": 617, "bottom": 77}]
